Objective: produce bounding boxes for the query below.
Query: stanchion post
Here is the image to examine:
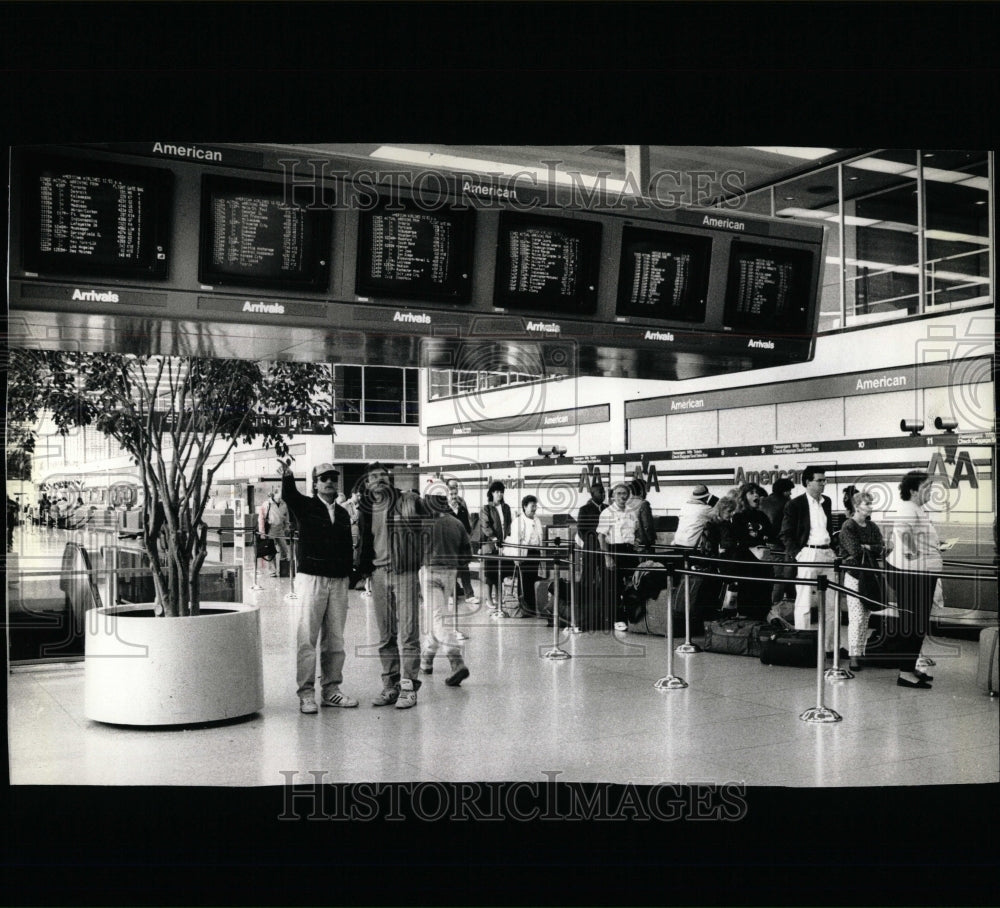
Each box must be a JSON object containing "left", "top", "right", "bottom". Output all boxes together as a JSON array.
[
  {"left": 800, "top": 574, "right": 842, "bottom": 723},
  {"left": 250, "top": 527, "right": 264, "bottom": 591},
  {"left": 676, "top": 555, "right": 701, "bottom": 654},
  {"left": 284, "top": 528, "right": 299, "bottom": 601},
  {"left": 568, "top": 536, "right": 581, "bottom": 634},
  {"left": 655, "top": 563, "right": 687, "bottom": 690},
  {"left": 544, "top": 537, "right": 570, "bottom": 660},
  {"left": 825, "top": 559, "right": 853, "bottom": 681}
]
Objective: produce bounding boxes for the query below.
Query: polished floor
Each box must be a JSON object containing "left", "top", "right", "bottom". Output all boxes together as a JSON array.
[{"left": 7, "top": 528, "right": 999, "bottom": 787}]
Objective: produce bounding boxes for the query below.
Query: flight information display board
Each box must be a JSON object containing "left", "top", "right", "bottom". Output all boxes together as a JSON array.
[
  {"left": 493, "top": 212, "right": 601, "bottom": 315},
  {"left": 356, "top": 198, "right": 475, "bottom": 303},
  {"left": 616, "top": 226, "right": 712, "bottom": 322},
  {"left": 198, "top": 174, "right": 333, "bottom": 291},
  {"left": 723, "top": 240, "right": 816, "bottom": 333},
  {"left": 20, "top": 154, "right": 173, "bottom": 279}
]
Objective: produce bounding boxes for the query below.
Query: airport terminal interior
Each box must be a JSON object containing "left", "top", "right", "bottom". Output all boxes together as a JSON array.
[{"left": 6, "top": 143, "right": 998, "bottom": 788}]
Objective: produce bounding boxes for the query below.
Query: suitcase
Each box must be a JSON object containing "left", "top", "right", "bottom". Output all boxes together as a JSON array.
[
  {"left": 978, "top": 626, "right": 999, "bottom": 696},
  {"left": 703, "top": 618, "right": 769, "bottom": 657},
  {"left": 759, "top": 629, "right": 818, "bottom": 667},
  {"left": 536, "top": 578, "right": 571, "bottom": 624}
]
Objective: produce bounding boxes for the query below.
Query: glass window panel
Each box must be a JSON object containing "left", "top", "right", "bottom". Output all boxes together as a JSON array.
[
  {"left": 843, "top": 150, "right": 919, "bottom": 326},
  {"left": 773, "top": 164, "right": 842, "bottom": 332},
  {"left": 335, "top": 364, "right": 362, "bottom": 423},
  {"left": 404, "top": 368, "right": 419, "bottom": 424},
  {"left": 363, "top": 366, "right": 403, "bottom": 424},
  {"left": 922, "top": 150, "right": 990, "bottom": 312}
]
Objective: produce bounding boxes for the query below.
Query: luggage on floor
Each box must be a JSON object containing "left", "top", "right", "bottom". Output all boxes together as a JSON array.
[
  {"left": 703, "top": 617, "right": 771, "bottom": 657},
  {"left": 537, "top": 578, "right": 571, "bottom": 624},
  {"left": 977, "top": 626, "right": 999, "bottom": 696},
  {"left": 759, "top": 628, "right": 819, "bottom": 667}
]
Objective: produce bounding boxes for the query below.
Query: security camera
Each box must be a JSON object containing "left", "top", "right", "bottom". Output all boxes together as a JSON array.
[
  {"left": 537, "top": 447, "right": 548, "bottom": 457},
  {"left": 552, "top": 446, "right": 568, "bottom": 457},
  {"left": 934, "top": 416, "right": 958, "bottom": 433},
  {"left": 900, "top": 419, "right": 925, "bottom": 436}
]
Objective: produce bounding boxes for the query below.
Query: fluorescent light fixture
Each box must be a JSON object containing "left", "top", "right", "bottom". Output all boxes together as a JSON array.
[
  {"left": 901, "top": 166, "right": 966, "bottom": 183},
  {"left": 931, "top": 271, "right": 990, "bottom": 284},
  {"left": 748, "top": 146, "right": 838, "bottom": 160},
  {"left": 369, "top": 145, "right": 630, "bottom": 193},
  {"left": 846, "top": 157, "right": 913, "bottom": 175},
  {"left": 924, "top": 229, "right": 991, "bottom": 245},
  {"left": 957, "top": 176, "right": 990, "bottom": 191},
  {"left": 775, "top": 206, "right": 831, "bottom": 220}
]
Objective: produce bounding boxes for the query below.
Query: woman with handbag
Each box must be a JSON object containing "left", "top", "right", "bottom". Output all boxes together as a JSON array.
[{"left": 838, "top": 489, "right": 886, "bottom": 672}]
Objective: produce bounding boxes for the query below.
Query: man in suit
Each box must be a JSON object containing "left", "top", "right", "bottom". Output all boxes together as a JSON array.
[
  {"left": 780, "top": 466, "right": 836, "bottom": 649},
  {"left": 446, "top": 478, "right": 477, "bottom": 603},
  {"left": 575, "top": 481, "right": 607, "bottom": 630}
]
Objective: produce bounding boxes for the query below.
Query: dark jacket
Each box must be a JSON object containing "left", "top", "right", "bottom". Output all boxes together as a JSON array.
[
  {"left": 760, "top": 492, "right": 789, "bottom": 534},
  {"left": 447, "top": 497, "right": 472, "bottom": 533},
  {"left": 479, "top": 501, "right": 512, "bottom": 549},
  {"left": 423, "top": 512, "right": 472, "bottom": 569},
  {"left": 577, "top": 499, "right": 607, "bottom": 543},
  {"left": 357, "top": 486, "right": 425, "bottom": 575},
  {"left": 280, "top": 472, "right": 353, "bottom": 578},
  {"left": 780, "top": 493, "right": 833, "bottom": 558}
]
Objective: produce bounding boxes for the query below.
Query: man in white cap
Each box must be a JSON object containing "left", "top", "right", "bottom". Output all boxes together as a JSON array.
[
  {"left": 279, "top": 460, "right": 359, "bottom": 714},
  {"left": 672, "top": 485, "right": 715, "bottom": 548}
]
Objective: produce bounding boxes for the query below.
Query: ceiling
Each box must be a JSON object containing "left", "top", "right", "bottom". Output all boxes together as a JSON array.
[{"left": 258, "top": 143, "right": 862, "bottom": 206}]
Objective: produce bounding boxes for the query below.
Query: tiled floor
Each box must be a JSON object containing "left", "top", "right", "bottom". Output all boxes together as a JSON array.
[{"left": 7, "top": 529, "right": 999, "bottom": 787}]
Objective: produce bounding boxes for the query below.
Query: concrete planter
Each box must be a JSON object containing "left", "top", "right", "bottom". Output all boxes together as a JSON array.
[{"left": 84, "top": 603, "right": 264, "bottom": 726}]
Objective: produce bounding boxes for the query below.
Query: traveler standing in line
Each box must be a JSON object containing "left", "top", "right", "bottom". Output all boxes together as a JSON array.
[
  {"left": 419, "top": 491, "right": 472, "bottom": 686},
  {"left": 279, "top": 461, "right": 359, "bottom": 714},
  {"left": 575, "top": 481, "right": 607, "bottom": 631},
  {"left": 628, "top": 478, "right": 656, "bottom": 554},
  {"left": 672, "top": 485, "right": 715, "bottom": 548},
  {"left": 479, "top": 480, "right": 512, "bottom": 614},
  {"left": 878, "top": 471, "right": 943, "bottom": 689},
  {"left": 694, "top": 494, "right": 741, "bottom": 617},
  {"left": 838, "top": 488, "right": 886, "bottom": 673},
  {"left": 780, "top": 466, "right": 836, "bottom": 649},
  {"left": 446, "top": 479, "right": 477, "bottom": 604},
  {"left": 761, "top": 478, "right": 796, "bottom": 608},
  {"left": 597, "top": 482, "right": 638, "bottom": 631},
  {"left": 357, "top": 462, "right": 425, "bottom": 709},
  {"left": 259, "top": 489, "right": 291, "bottom": 578},
  {"left": 511, "top": 494, "right": 545, "bottom": 616},
  {"left": 731, "top": 482, "right": 776, "bottom": 619}
]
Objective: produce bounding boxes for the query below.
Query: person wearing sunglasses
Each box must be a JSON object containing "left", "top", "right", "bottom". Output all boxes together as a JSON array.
[{"left": 280, "top": 460, "right": 359, "bottom": 715}]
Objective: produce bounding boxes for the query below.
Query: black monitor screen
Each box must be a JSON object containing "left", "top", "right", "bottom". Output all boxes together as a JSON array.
[
  {"left": 21, "top": 153, "right": 173, "bottom": 279},
  {"left": 616, "top": 226, "right": 712, "bottom": 322},
  {"left": 199, "top": 175, "right": 333, "bottom": 291},
  {"left": 493, "top": 212, "right": 601, "bottom": 315},
  {"left": 723, "top": 240, "right": 816, "bottom": 333},
  {"left": 356, "top": 198, "right": 474, "bottom": 303}
]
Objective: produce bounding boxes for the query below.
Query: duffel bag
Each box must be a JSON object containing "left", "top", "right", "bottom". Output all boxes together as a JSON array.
[
  {"left": 759, "top": 629, "right": 818, "bottom": 667},
  {"left": 703, "top": 618, "right": 769, "bottom": 657}
]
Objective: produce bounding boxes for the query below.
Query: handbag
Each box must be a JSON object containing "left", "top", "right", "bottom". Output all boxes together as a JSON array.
[
  {"left": 856, "top": 550, "right": 885, "bottom": 608},
  {"left": 703, "top": 617, "right": 770, "bottom": 657},
  {"left": 255, "top": 536, "right": 276, "bottom": 559}
]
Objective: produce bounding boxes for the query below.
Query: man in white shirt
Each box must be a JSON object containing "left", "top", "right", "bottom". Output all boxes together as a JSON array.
[
  {"left": 780, "top": 466, "right": 836, "bottom": 648},
  {"left": 511, "top": 494, "right": 544, "bottom": 615}
]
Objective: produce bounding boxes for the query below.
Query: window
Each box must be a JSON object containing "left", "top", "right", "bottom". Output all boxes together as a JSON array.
[
  {"left": 333, "top": 366, "right": 418, "bottom": 425},
  {"left": 752, "top": 149, "right": 993, "bottom": 334}
]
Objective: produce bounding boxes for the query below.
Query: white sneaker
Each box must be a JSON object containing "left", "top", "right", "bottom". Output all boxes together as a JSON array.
[
  {"left": 320, "top": 691, "right": 358, "bottom": 708},
  {"left": 614, "top": 621, "right": 628, "bottom": 631},
  {"left": 299, "top": 698, "right": 318, "bottom": 714},
  {"left": 395, "top": 679, "right": 417, "bottom": 709},
  {"left": 465, "top": 596, "right": 480, "bottom": 604}
]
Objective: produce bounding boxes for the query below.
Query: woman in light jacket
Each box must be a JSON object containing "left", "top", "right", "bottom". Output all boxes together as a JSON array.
[{"left": 879, "top": 471, "right": 943, "bottom": 688}]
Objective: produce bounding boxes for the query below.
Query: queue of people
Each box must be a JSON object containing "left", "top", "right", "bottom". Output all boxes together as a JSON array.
[{"left": 272, "top": 457, "right": 955, "bottom": 714}]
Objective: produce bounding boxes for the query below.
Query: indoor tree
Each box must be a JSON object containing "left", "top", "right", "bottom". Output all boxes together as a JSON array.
[{"left": 6, "top": 349, "right": 332, "bottom": 616}]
